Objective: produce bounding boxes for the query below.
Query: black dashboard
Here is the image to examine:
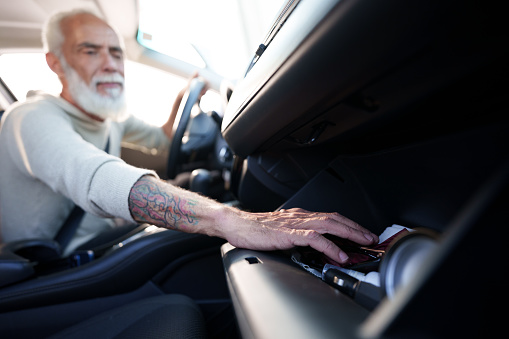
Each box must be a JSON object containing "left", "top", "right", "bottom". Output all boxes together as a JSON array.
[{"left": 220, "top": 0, "right": 508, "bottom": 337}]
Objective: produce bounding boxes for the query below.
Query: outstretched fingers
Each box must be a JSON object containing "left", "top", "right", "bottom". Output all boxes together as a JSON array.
[
  {"left": 280, "top": 209, "right": 378, "bottom": 245},
  {"left": 231, "top": 208, "right": 378, "bottom": 264},
  {"left": 275, "top": 209, "right": 379, "bottom": 263}
]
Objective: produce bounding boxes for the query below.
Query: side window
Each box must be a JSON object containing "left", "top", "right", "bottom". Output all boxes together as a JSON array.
[
  {"left": 0, "top": 53, "right": 62, "bottom": 101},
  {"left": 1, "top": 76, "right": 16, "bottom": 114}
]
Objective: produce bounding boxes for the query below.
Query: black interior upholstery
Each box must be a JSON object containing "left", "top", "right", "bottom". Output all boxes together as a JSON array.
[
  {"left": 48, "top": 294, "right": 208, "bottom": 339},
  {"left": 0, "top": 229, "right": 234, "bottom": 338},
  {"left": 220, "top": 0, "right": 508, "bottom": 337}
]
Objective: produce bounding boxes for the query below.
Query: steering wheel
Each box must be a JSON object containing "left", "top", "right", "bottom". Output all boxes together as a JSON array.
[{"left": 166, "top": 78, "right": 207, "bottom": 179}]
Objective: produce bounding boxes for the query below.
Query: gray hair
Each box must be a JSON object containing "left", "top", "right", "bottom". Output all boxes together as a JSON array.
[{"left": 41, "top": 9, "right": 124, "bottom": 57}]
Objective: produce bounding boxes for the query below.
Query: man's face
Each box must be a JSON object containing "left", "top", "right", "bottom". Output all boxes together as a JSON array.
[
  {"left": 61, "top": 14, "right": 124, "bottom": 96},
  {"left": 58, "top": 13, "right": 126, "bottom": 119}
]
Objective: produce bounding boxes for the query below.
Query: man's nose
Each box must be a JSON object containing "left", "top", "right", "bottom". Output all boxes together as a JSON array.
[{"left": 101, "top": 53, "right": 121, "bottom": 73}]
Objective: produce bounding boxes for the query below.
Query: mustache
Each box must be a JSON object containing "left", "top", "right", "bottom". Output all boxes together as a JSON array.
[{"left": 92, "top": 73, "right": 125, "bottom": 86}]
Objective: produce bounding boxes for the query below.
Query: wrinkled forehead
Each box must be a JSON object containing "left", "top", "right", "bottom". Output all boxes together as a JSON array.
[{"left": 61, "top": 13, "right": 122, "bottom": 50}]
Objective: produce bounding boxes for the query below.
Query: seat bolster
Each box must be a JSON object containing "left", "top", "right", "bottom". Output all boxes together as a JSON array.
[{"left": 0, "top": 245, "right": 35, "bottom": 288}]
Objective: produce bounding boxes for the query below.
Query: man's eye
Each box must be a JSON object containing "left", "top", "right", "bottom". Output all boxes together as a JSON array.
[
  {"left": 111, "top": 50, "right": 123, "bottom": 59},
  {"left": 84, "top": 50, "right": 97, "bottom": 55}
]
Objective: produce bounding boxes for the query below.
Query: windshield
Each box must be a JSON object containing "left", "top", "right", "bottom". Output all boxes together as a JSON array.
[{"left": 137, "top": 0, "right": 286, "bottom": 80}]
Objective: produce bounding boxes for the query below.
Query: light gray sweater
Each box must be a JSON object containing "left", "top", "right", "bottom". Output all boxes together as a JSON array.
[{"left": 0, "top": 92, "right": 170, "bottom": 254}]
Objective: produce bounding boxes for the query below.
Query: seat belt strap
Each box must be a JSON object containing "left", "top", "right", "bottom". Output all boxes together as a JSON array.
[{"left": 54, "top": 137, "right": 110, "bottom": 251}]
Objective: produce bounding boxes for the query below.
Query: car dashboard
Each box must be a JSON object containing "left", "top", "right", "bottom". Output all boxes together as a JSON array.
[{"left": 220, "top": 0, "right": 508, "bottom": 338}]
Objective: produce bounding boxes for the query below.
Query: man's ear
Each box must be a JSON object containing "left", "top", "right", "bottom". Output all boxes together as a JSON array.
[{"left": 46, "top": 52, "right": 65, "bottom": 77}]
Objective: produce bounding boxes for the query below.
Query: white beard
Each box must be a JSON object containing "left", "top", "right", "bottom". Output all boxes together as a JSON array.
[{"left": 61, "top": 58, "right": 128, "bottom": 121}]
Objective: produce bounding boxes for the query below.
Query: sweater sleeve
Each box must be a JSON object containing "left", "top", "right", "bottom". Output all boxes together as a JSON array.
[{"left": 9, "top": 103, "right": 155, "bottom": 222}]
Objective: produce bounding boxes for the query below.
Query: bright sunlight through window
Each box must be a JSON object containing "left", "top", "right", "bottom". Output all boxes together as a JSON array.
[
  {"left": 137, "top": 0, "right": 286, "bottom": 80},
  {"left": 0, "top": 53, "right": 191, "bottom": 126}
]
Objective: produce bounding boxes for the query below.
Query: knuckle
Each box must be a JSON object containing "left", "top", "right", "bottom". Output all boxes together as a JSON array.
[
  {"left": 342, "top": 226, "right": 355, "bottom": 237},
  {"left": 317, "top": 215, "right": 333, "bottom": 225},
  {"left": 301, "top": 229, "right": 320, "bottom": 240},
  {"left": 328, "top": 211, "right": 341, "bottom": 218}
]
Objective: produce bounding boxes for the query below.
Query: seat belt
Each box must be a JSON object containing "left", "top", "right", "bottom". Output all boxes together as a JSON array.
[{"left": 54, "top": 137, "right": 110, "bottom": 251}]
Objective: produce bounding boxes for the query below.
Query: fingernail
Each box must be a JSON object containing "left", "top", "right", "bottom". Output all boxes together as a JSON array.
[
  {"left": 339, "top": 251, "right": 349, "bottom": 263},
  {"left": 364, "top": 233, "right": 374, "bottom": 242}
]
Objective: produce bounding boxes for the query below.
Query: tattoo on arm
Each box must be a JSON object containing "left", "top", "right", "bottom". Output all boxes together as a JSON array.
[{"left": 129, "top": 176, "right": 198, "bottom": 231}]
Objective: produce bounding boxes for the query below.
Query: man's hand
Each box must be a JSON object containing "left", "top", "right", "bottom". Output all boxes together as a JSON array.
[
  {"left": 221, "top": 208, "right": 378, "bottom": 264},
  {"left": 129, "top": 176, "right": 378, "bottom": 264}
]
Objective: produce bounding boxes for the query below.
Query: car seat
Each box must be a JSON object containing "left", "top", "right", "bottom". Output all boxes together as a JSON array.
[{"left": 14, "top": 294, "right": 208, "bottom": 339}]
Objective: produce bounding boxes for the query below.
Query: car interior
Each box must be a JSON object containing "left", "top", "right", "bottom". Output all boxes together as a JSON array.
[{"left": 1, "top": 0, "right": 507, "bottom": 338}]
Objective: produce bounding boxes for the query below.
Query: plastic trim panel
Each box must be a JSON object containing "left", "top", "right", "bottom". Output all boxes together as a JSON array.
[{"left": 221, "top": 243, "right": 369, "bottom": 339}]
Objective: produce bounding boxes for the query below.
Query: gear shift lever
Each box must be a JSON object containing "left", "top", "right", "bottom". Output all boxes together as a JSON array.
[{"left": 190, "top": 169, "right": 214, "bottom": 195}]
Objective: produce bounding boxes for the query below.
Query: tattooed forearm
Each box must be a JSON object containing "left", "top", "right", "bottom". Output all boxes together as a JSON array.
[{"left": 129, "top": 176, "right": 198, "bottom": 231}]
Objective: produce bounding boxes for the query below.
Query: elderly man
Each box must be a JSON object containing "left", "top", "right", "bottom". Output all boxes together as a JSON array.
[{"left": 0, "top": 9, "right": 377, "bottom": 261}]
